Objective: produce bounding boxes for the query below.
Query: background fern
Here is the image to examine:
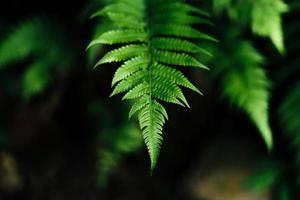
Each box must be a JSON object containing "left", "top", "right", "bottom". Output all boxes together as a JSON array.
[
  {"left": 87, "top": 100, "right": 142, "bottom": 185},
  {"left": 212, "top": 0, "right": 288, "bottom": 53},
  {"left": 202, "top": 27, "right": 273, "bottom": 150},
  {"left": 0, "top": 17, "right": 73, "bottom": 98},
  {"left": 88, "top": 0, "right": 215, "bottom": 170}
]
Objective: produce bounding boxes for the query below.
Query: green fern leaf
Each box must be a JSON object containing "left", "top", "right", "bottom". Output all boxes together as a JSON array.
[
  {"left": 230, "top": 46, "right": 272, "bottom": 150},
  {"left": 89, "top": 0, "right": 214, "bottom": 170},
  {"left": 138, "top": 99, "right": 166, "bottom": 171},
  {"left": 151, "top": 37, "right": 212, "bottom": 56},
  {"left": 152, "top": 63, "right": 202, "bottom": 95},
  {"left": 251, "top": 0, "right": 288, "bottom": 53},
  {"left": 95, "top": 44, "right": 148, "bottom": 67},
  {"left": 154, "top": 50, "right": 209, "bottom": 69},
  {"left": 129, "top": 96, "right": 149, "bottom": 119},
  {"left": 112, "top": 56, "right": 148, "bottom": 86},
  {"left": 123, "top": 82, "right": 149, "bottom": 100},
  {"left": 88, "top": 30, "right": 147, "bottom": 47},
  {"left": 209, "top": 35, "right": 273, "bottom": 150},
  {"left": 106, "top": 13, "right": 146, "bottom": 29},
  {"left": 212, "top": 0, "right": 288, "bottom": 53},
  {"left": 153, "top": 24, "right": 217, "bottom": 41},
  {"left": 110, "top": 70, "right": 146, "bottom": 97},
  {"left": 152, "top": 76, "right": 190, "bottom": 107}
]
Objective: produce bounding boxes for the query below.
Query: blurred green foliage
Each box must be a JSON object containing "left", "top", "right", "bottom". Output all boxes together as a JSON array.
[
  {"left": 213, "top": 0, "right": 288, "bottom": 53},
  {"left": 203, "top": 27, "right": 273, "bottom": 150},
  {"left": 0, "top": 17, "right": 74, "bottom": 98},
  {"left": 87, "top": 100, "right": 143, "bottom": 185}
]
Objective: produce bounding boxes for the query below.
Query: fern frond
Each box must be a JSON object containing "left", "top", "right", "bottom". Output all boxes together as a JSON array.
[
  {"left": 251, "top": 0, "right": 288, "bottom": 53},
  {"left": 207, "top": 32, "right": 273, "bottom": 150},
  {"left": 138, "top": 99, "right": 166, "bottom": 171},
  {"left": 212, "top": 0, "right": 288, "bottom": 53},
  {"left": 89, "top": 0, "right": 214, "bottom": 170}
]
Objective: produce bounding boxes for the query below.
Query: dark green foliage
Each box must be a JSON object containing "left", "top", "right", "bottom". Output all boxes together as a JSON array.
[
  {"left": 246, "top": 159, "right": 292, "bottom": 200},
  {"left": 279, "top": 80, "right": 300, "bottom": 184},
  {"left": 88, "top": 100, "right": 143, "bottom": 185},
  {"left": 0, "top": 18, "right": 73, "bottom": 98},
  {"left": 276, "top": 1, "right": 300, "bottom": 186},
  {"left": 88, "top": 0, "right": 215, "bottom": 170},
  {"left": 204, "top": 29, "right": 273, "bottom": 150},
  {"left": 97, "top": 124, "right": 142, "bottom": 185},
  {"left": 213, "top": 0, "right": 288, "bottom": 53}
]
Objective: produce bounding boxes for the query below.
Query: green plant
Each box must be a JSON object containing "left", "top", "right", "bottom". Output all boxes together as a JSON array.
[
  {"left": 0, "top": 17, "right": 73, "bottom": 98},
  {"left": 213, "top": 0, "right": 288, "bottom": 53},
  {"left": 88, "top": 0, "right": 216, "bottom": 170},
  {"left": 88, "top": 100, "right": 143, "bottom": 185},
  {"left": 203, "top": 28, "right": 273, "bottom": 150}
]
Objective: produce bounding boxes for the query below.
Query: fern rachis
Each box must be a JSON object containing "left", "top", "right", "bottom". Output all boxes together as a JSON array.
[{"left": 88, "top": 0, "right": 214, "bottom": 170}]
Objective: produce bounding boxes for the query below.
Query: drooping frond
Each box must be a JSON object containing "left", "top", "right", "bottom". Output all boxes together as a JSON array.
[
  {"left": 213, "top": 0, "right": 288, "bottom": 53},
  {"left": 88, "top": 0, "right": 214, "bottom": 170},
  {"left": 206, "top": 30, "right": 273, "bottom": 150}
]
